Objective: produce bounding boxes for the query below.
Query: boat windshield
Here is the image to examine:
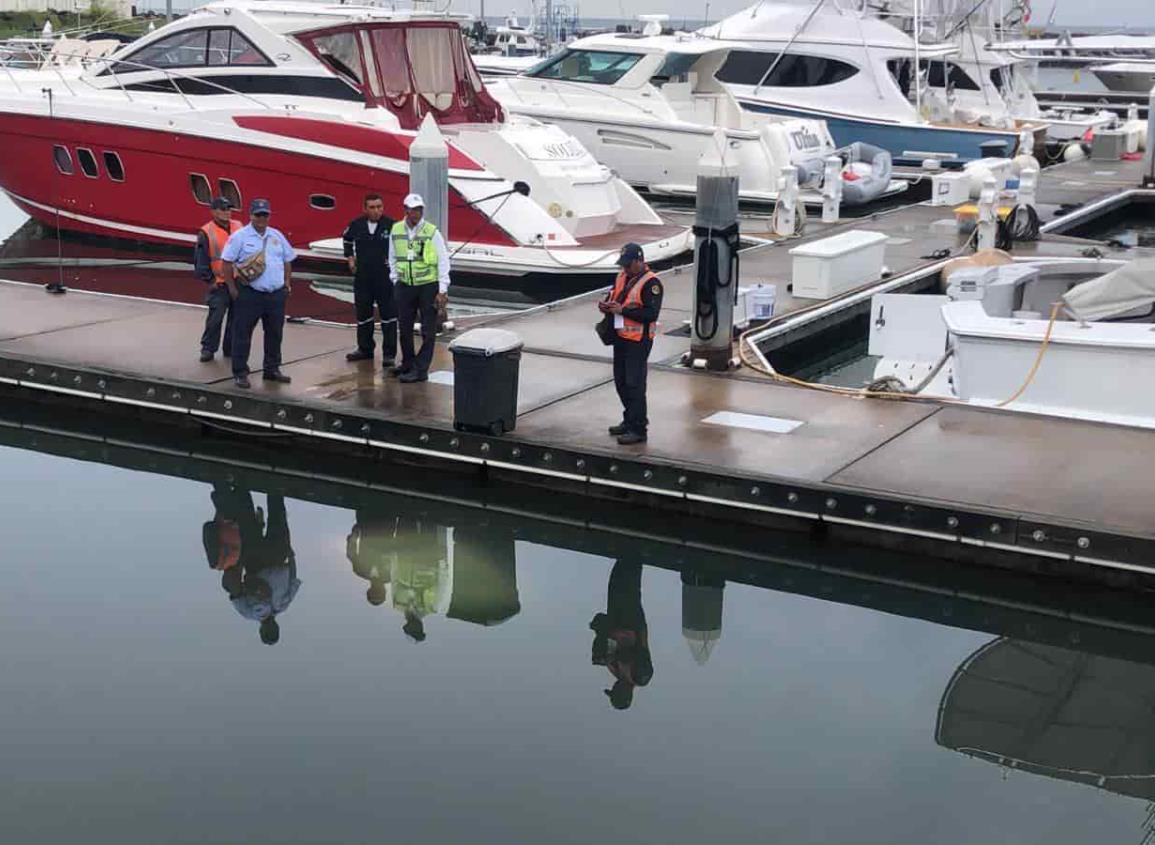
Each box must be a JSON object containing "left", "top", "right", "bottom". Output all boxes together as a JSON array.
[
  {"left": 528, "top": 49, "right": 643, "bottom": 85},
  {"left": 296, "top": 22, "right": 502, "bottom": 129}
]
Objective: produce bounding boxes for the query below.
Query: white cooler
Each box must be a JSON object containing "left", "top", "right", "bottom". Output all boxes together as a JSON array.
[{"left": 789, "top": 229, "right": 889, "bottom": 299}]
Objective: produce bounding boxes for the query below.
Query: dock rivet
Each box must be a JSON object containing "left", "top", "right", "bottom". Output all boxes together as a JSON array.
[
  {"left": 145, "top": 387, "right": 155, "bottom": 396},
  {"left": 787, "top": 492, "right": 799, "bottom": 504},
  {"left": 223, "top": 400, "right": 233, "bottom": 410},
  {"left": 450, "top": 438, "right": 460, "bottom": 448},
  {"left": 172, "top": 392, "right": 181, "bottom": 400},
  {"left": 750, "top": 486, "right": 760, "bottom": 497},
  {"left": 419, "top": 433, "right": 430, "bottom": 443},
  {"left": 332, "top": 420, "right": 342, "bottom": 429},
  {"left": 677, "top": 476, "right": 688, "bottom": 487},
  {"left": 609, "top": 464, "right": 618, "bottom": 474},
  {"left": 480, "top": 443, "right": 491, "bottom": 454},
  {"left": 990, "top": 523, "right": 1002, "bottom": 534},
  {"left": 304, "top": 414, "right": 314, "bottom": 424},
  {"left": 865, "top": 504, "right": 877, "bottom": 516},
  {"left": 543, "top": 452, "right": 553, "bottom": 463},
  {"left": 97, "top": 379, "right": 106, "bottom": 390},
  {"left": 1032, "top": 529, "right": 1047, "bottom": 542},
  {"left": 25, "top": 367, "right": 34, "bottom": 377},
  {"left": 947, "top": 516, "right": 959, "bottom": 529},
  {"left": 276, "top": 409, "right": 286, "bottom": 419},
  {"left": 511, "top": 447, "right": 521, "bottom": 457},
  {"left": 73, "top": 375, "right": 82, "bottom": 385},
  {"left": 1077, "top": 536, "right": 1091, "bottom": 549},
  {"left": 49, "top": 371, "right": 58, "bottom": 381},
  {"left": 361, "top": 424, "right": 370, "bottom": 435},
  {"left": 825, "top": 497, "right": 837, "bottom": 510},
  {"left": 575, "top": 458, "right": 585, "bottom": 469},
  {"left": 643, "top": 470, "right": 653, "bottom": 481}
]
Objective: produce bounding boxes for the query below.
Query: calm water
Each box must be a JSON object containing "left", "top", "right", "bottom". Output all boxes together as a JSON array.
[{"left": 0, "top": 423, "right": 1151, "bottom": 842}]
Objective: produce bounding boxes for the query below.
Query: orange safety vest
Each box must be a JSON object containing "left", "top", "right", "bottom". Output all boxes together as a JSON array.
[
  {"left": 201, "top": 219, "right": 242, "bottom": 285},
  {"left": 611, "top": 268, "right": 659, "bottom": 341}
]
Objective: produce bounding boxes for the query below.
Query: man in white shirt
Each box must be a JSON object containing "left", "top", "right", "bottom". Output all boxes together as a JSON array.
[{"left": 388, "top": 193, "right": 451, "bottom": 383}]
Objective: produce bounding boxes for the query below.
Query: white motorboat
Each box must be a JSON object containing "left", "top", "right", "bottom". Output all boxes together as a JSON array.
[
  {"left": 487, "top": 30, "right": 907, "bottom": 207},
  {"left": 869, "top": 257, "right": 1155, "bottom": 429},
  {"left": 0, "top": 2, "right": 690, "bottom": 290},
  {"left": 699, "top": 2, "right": 1035, "bottom": 167},
  {"left": 471, "top": 53, "right": 540, "bottom": 79},
  {"left": 1091, "top": 61, "right": 1155, "bottom": 94}
]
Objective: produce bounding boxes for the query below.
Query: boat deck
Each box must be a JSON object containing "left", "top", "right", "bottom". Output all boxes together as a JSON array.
[{"left": 1, "top": 156, "right": 1153, "bottom": 581}]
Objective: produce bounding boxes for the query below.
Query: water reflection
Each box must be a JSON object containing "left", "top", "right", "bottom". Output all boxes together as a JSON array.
[
  {"left": 937, "top": 638, "right": 1155, "bottom": 802},
  {"left": 207, "top": 482, "right": 300, "bottom": 645},
  {"left": 591, "top": 562, "right": 654, "bottom": 710}
]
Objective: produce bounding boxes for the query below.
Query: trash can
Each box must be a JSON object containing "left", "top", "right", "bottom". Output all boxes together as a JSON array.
[{"left": 448, "top": 328, "right": 523, "bottom": 435}]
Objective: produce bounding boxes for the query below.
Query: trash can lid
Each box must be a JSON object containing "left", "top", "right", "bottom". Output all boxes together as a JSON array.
[{"left": 449, "top": 327, "right": 524, "bottom": 356}]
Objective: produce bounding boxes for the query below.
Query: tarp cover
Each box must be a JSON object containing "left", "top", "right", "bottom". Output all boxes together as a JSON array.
[{"left": 1062, "top": 259, "right": 1155, "bottom": 322}]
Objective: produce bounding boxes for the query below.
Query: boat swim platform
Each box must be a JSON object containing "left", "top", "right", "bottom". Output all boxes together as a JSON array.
[{"left": 0, "top": 155, "right": 1152, "bottom": 582}]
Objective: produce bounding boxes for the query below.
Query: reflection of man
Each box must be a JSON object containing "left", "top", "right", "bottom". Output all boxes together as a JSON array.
[
  {"left": 346, "top": 507, "right": 397, "bottom": 607},
  {"left": 212, "top": 487, "right": 300, "bottom": 645},
  {"left": 390, "top": 516, "right": 449, "bottom": 643},
  {"left": 590, "top": 561, "right": 653, "bottom": 710}
]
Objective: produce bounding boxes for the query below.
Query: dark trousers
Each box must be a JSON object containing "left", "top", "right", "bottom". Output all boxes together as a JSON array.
[
  {"left": 396, "top": 281, "right": 438, "bottom": 374},
  {"left": 612, "top": 336, "right": 652, "bottom": 435},
  {"left": 354, "top": 272, "right": 397, "bottom": 360},
  {"left": 200, "top": 284, "right": 234, "bottom": 356},
  {"left": 231, "top": 286, "right": 287, "bottom": 377}
]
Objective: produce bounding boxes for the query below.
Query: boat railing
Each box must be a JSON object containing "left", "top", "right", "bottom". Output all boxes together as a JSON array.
[
  {"left": 0, "top": 50, "right": 275, "bottom": 112},
  {"left": 510, "top": 75, "right": 662, "bottom": 118}
]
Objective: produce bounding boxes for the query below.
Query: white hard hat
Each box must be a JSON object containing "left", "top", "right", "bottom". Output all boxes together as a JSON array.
[{"left": 403, "top": 193, "right": 425, "bottom": 209}]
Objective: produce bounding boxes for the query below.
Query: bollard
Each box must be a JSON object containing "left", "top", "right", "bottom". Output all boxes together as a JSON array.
[
  {"left": 1127, "top": 102, "right": 1139, "bottom": 124},
  {"left": 821, "top": 155, "right": 842, "bottom": 224},
  {"left": 1018, "top": 165, "right": 1038, "bottom": 209},
  {"left": 409, "top": 113, "right": 449, "bottom": 239},
  {"left": 1018, "top": 127, "right": 1034, "bottom": 157},
  {"left": 977, "top": 175, "right": 998, "bottom": 251},
  {"left": 690, "top": 131, "right": 740, "bottom": 371},
  {"left": 1145, "top": 86, "right": 1155, "bottom": 187},
  {"left": 774, "top": 164, "right": 799, "bottom": 238}
]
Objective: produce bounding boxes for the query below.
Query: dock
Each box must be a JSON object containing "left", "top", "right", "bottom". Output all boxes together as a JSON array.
[{"left": 1, "top": 155, "right": 1153, "bottom": 583}]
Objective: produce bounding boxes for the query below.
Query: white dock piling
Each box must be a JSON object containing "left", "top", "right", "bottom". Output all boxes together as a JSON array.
[
  {"left": 977, "top": 175, "right": 998, "bottom": 251},
  {"left": 775, "top": 165, "right": 799, "bottom": 238},
  {"left": 821, "top": 155, "right": 842, "bottom": 224},
  {"left": 410, "top": 114, "right": 449, "bottom": 238}
]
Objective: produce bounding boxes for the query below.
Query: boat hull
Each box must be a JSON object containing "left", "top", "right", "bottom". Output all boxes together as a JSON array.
[{"left": 736, "top": 99, "right": 1021, "bottom": 167}]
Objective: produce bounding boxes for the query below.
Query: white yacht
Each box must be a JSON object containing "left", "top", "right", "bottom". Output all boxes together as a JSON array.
[
  {"left": 700, "top": 2, "right": 1034, "bottom": 167},
  {"left": 869, "top": 258, "right": 1155, "bottom": 429},
  {"left": 1091, "top": 62, "right": 1155, "bottom": 94},
  {"left": 487, "top": 30, "right": 906, "bottom": 206}
]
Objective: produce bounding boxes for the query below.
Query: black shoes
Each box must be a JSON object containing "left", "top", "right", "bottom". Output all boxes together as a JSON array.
[
  {"left": 608, "top": 423, "right": 628, "bottom": 436},
  {"left": 389, "top": 364, "right": 411, "bottom": 377},
  {"left": 346, "top": 349, "right": 373, "bottom": 362},
  {"left": 263, "top": 371, "right": 292, "bottom": 384},
  {"left": 616, "top": 431, "right": 647, "bottom": 445},
  {"left": 45, "top": 283, "right": 67, "bottom": 295},
  {"left": 381, "top": 357, "right": 396, "bottom": 370},
  {"left": 398, "top": 370, "right": 428, "bottom": 384},
  {"left": 199, "top": 351, "right": 214, "bottom": 362},
  {"left": 233, "top": 375, "right": 251, "bottom": 389}
]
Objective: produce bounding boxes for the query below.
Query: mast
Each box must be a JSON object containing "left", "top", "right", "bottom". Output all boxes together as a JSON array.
[{"left": 914, "top": 0, "right": 922, "bottom": 120}]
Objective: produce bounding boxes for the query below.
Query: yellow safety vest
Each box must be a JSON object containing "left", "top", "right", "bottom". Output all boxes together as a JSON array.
[{"left": 391, "top": 219, "right": 440, "bottom": 285}]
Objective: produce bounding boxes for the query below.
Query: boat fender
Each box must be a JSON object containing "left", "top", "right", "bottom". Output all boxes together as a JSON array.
[{"left": 1062, "top": 142, "right": 1087, "bottom": 163}]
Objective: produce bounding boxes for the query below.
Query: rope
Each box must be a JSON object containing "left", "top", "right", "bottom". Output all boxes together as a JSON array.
[
  {"left": 995, "top": 300, "right": 1062, "bottom": 408},
  {"left": 996, "top": 204, "right": 1041, "bottom": 251}
]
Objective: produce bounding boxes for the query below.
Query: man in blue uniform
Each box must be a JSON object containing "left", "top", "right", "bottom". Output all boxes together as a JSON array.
[
  {"left": 342, "top": 193, "right": 397, "bottom": 370},
  {"left": 221, "top": 199, "right": 296, "bottom": 390}
]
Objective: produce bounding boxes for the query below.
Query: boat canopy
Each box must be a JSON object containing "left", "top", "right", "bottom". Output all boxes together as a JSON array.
[
  {"left": 296, "top": 21, "right": 502, "bottom": 129},
  {"left": 1062, "top": 259, "right": 1155, "bottom": 322}
]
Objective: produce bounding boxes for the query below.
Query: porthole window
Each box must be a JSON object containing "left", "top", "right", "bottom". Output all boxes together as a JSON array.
[
  {"left": 53, "top": 145, "right": 74, "bottom": 175},
  {"left": 189, "top": 173, "right": 212, "bottom": 205},
  {"left": 309, "top": 194, "right": 336, "bottom": 210},
  {"left": 103, "top": 151, "right": 125, "bottom": 182},
  {"left": 218, "top": 178, "right": 241, "bottom": 209},
  {"left": 76, "top": 147, "right": 99, "bottom": 178}
]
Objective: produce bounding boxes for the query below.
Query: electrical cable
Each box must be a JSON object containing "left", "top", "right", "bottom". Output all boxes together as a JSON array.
[
  {"left": 692, "top": 222, "right": 740, "bottom": 343},
  {"left": 995, "top": 203, "right": 1041, "bottom": 250}
]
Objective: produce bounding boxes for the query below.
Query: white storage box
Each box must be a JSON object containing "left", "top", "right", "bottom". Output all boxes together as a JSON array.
[
  {"left": 930, "top": 172, "right": 970, "bottom": 206},
  {"left": 789, "top": 230, "right": 888, "bottom": 299}
]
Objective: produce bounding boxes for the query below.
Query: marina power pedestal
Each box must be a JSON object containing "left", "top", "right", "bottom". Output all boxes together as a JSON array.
[{"left": 689, "top": 131, "right": 741, "bottom": 371}]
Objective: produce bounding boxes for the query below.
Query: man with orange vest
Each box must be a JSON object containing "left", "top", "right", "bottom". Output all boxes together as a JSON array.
[
  {"left": 598, "top": 243, "right": 664, "bottom": 445},
  {"left": 194, "top": 197, "right": 242, "bottom": 362}
]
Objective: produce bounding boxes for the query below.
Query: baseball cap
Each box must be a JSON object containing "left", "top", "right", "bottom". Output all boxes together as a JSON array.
[
  {"left": 210, "top": 197, "right": 233, "bottom": 211},
  {"left": 403, "top": 193, "right": 425, "bottom": 209},
  {"left": 616, "top": 242, "right": 644, "bottom": 267},
  {"left": 249, "top": 198, "right": 271, "bottom": 215}
]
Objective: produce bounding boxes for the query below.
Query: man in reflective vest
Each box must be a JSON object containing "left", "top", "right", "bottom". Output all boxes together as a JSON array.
[
  {"left": 193, "top": 197, "right": 242, "bottom": 362},
  {"left": 598, "top": 242, "right": 664, "bottom": 445},
  {"left": 388, "top": 193, "right": 450, "bottom": 383}
]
